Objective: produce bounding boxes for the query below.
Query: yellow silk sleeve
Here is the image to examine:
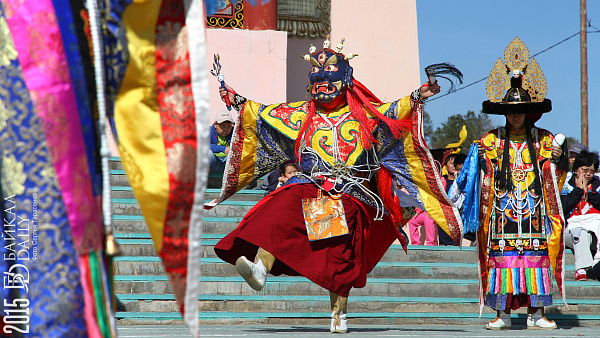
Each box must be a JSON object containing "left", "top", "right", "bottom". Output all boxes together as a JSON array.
[
  {"left": 395, "top": 96, "right": 413, "bottom": 119},
  {"left": 236, "top": 100, "right": 261, "bottom": 192},
  {"left": 115, "top": 1, "right": 167, "bottom": 253}
]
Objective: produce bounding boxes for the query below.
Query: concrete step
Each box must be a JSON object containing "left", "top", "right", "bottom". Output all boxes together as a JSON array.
[
  {"left": 114, "top": 233, "right": 577, "bottom": 265},
  {"left": 109, "top": 157, "right": 263, "bottom": 189},
  {"left": 113, "top": 274, "right": 600, "bottom": 299},
  {"left": 112, "top": 255, "right": 581, "bottom": 279},
  {"left": 109, "top": 157, "right": 223, "bottom": 188},
  {"left": 115, "top": 310, "right": 600, "bottom": 327},
  {"left": 111, "top": 186, "right": 266, "bottom": 201},
  {"left": 113, "top": 198, "right": 256, "bottom": 217},
  {"left": 109, "top": 157, "right": 600, "bottom": 327},
  {"left": 116, "top": 294, "right": 600, "bottom": 315},
  {"left": 112, "top": 215, "right": 243, "bottom": 233},
  {"left": 110, "top": 170, "right": 234, "bottom": 190},
  {"left": 111, "top": 171, "right": 132, "bottom": 187},
  {"left": 110, "top": 157, "right": 124, "bottom": 170}
]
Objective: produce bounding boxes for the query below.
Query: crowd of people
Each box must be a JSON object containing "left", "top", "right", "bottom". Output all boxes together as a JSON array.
[{"left": 206, "top": 36, "right": 596, "bottom": 332}]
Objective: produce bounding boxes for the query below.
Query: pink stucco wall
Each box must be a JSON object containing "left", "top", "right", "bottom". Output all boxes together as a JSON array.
[
  {"left": 109, "top": 28, "right": 288, "bottom": 156},
  {"left": 287, "top": 0, "right": 420, "bottom": 103},
  {"left": 206, "top": 28, "right": 288, "bottom": 121}
]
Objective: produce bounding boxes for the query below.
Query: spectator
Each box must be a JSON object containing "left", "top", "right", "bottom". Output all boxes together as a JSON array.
[
  {"left": 561, "top": 150, "right": 600, "bottom": 281},
  {"left": 568, "top": 142, "right": 589, "bottom": 168},
  {"left": 264, "top": 162, "right": 300, "bottom": 195},
  {"left": 255, "top": 169, "right": 279, "bottom": 193},
  {"left": 439, "top": 153, "right": 466, "bottom": 245},
  {"left": 591, "top": 261, "right": 600, "bottom": 280},
  {"left": 276, "top": 162, "right": 299, "bottom": 188},
  {"left": 209, "top": 110, "right": 234, "bottom": 174},
  {"left": 447, "top": 154, "right": 467, "bottom": 210},
  {"left": 407, "top": 208, "right": 437, "bottom": 246}
]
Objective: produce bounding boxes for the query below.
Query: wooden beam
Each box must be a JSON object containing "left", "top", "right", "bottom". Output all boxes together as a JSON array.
[{"left": 581, "top": 0, "right": 588, "bottom": 145}]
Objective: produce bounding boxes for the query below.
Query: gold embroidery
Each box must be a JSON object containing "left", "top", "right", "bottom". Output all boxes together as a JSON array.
[
  {"left": 32, "top": 93, "right": 70, "bottom": 161},
  {"left": 1, "top": 0, "right": 24, "bottom": 20},
  {"left": 0, "top": 7, "right": 87, "bottom": 332},
  {"left": 0, "top": 16, "right": 17, "bottom": 66},
  {"left": 162, "top": 82, "right": 193, "bottom": 118},
  {"left": 156, "top": 22, "right": 188, "bottom": 62},
  {"left": 1, "top": 154, "right": 25, "bottom": 195},
  {"left": 28, "top": 10, "right": 69, "bottom": 83},
  {"left": 166, "top": 142, "right": 196, "bottom": 183},
  {"left": 302, "top": 192, "right": 348, "bottom": 241}
]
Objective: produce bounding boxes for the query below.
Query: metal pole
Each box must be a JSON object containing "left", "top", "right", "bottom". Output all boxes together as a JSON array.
[{"left": 581, "top": 0, "right": 588, "bottom": 145}]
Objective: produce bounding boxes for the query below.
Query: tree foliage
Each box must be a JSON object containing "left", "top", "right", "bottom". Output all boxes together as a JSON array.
[
  {"left": 565, "top": 136, "right": 580, "bottom": 149},
  {"left": 428, "top": 110, "right": 499, "bottom": 150}
]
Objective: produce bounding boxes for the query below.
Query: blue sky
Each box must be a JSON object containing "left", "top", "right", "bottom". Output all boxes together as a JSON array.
[{"left": 417, "top": 1, "right": 600, "bottom": 150}]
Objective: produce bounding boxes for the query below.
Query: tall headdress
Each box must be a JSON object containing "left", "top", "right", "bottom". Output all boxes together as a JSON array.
[{"left": 482, "top": 37, "right": 551, "bottom": 116}]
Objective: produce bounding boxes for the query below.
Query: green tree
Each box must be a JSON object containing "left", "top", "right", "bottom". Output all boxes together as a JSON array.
[
  {"left": 565, "top": 136, "right": 580, "bottom": 149},
  {"left": 430, "top": 110, "right": 499, "bottom": 150}
]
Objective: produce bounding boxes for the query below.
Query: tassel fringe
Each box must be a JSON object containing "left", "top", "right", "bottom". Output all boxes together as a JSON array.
[{"left": 487, "top": 267, "right": 554, "bottom": 296}]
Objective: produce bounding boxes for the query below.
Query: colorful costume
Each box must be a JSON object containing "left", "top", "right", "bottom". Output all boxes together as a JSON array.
[
  {"left": 478, "top": 126, "right": 565, "bottom": 310},
  {"left": 208, "top": 37, "right": 462, "bottom": 332},
  {"left": 458, "top": 38, "right": 567, "bottom": 325}
]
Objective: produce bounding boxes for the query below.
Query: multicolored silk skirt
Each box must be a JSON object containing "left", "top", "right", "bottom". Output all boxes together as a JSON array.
[{"left": 484, "top": 204, "right": 554, "bottom": 310}]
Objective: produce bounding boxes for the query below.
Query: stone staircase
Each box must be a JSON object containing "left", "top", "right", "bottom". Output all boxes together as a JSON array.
[{"left": 110, "top": 157, "right": 600, "bottom": 327}]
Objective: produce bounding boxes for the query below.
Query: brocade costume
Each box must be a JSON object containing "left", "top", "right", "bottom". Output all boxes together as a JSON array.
[
  {"left": 207, "top": 39, "right": 463, "bottom": 333},
  {"left": 209, "top": 92, "right": 462, "bottom": 296},
  {"left": 478, "top": 127, "right": 566, "bottom": 310},
  {"left": 458, "top": 38, "right": 568, "bottom": 317}
]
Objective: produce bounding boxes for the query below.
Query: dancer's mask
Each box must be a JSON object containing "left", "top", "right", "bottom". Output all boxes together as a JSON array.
[{"left": 302, "top": 36, "right": 356, "bottom": 103}]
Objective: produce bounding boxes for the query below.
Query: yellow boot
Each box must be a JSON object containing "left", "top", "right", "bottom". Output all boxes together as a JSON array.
[
  {"left": 329, "top": 292, "right": 348, "bottom": 333},
  {"left": 235, "top": 248, "right": 275, "bottom": 291}
]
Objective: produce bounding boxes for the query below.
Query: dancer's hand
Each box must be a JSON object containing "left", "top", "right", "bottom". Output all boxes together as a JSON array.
[
  {"left": 420, "top": 82, "right": 441, "bottom": 99},
  {"left": 219, "top": 83, "right": 236, "bottom": 104}
]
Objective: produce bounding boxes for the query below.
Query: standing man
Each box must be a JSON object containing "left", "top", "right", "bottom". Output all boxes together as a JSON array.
[{"left": 209, "top": 110, "right": 234, "bottom": 174}]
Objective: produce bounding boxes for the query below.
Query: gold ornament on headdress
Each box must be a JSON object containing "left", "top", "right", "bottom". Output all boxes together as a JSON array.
[{"left": 486, "top": 37, "right": 547, "bottom": 103}]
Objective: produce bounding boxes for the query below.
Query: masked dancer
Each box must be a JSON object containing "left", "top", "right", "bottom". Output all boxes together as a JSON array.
[{"left": 207, "top": 36, "right": 463, "bottom": 333}]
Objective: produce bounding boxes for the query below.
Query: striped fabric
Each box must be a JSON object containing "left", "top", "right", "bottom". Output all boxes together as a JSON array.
[
  {"left": 108, "top": 0, "right": 211, "bottom": 335},
  {"left": 0, "top": 0, "right": 116, "bottom": 336},
  {"left": 1, "top": 0, "right": 217, "bottom": 336},
  {"left": 487, "top": 267, "right": 554, "bottom": 296}
]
